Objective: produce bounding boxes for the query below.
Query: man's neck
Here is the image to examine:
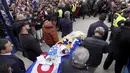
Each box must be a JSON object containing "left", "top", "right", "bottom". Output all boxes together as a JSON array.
[
  {"left": 21, "top": 30, "right": 28, "bottom": 34},
  {"left": 94, "top": 33, "right": 102, "bottom": 37}
]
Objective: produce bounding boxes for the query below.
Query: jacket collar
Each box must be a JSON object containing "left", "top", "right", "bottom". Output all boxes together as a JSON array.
[
  {"left": 92, "top": 35, "right": 103, "bottom": 40},
  {"left": 0, "top": 53, "right": 11, "bottom": 55},
  {"left": 98, "top": 20, "right": 104, "bottom": 23}
]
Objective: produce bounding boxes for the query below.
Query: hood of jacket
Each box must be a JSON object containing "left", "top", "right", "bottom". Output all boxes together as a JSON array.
[{"left": 44, "top": 22, "right": 54, "bottom": 28}]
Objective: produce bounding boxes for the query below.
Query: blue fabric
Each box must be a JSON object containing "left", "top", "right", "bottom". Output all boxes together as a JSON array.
[
  {"left": 124, "top": 59, "right": 130, "bottom": 73},
  {"left": 26, "top": 38, "right": 82, "bottom": 73},
  {"left": 127, "top": 59, "right": 130, "bottom": 73},
  {"left": 26, "top": 62, "right": 36, "bottom": 73},
  {"left": 124, "top": 66, "right": 129, "bottom": 73},
  {"left": 33, "top": 1, "right": 37, "bottom": 9}
]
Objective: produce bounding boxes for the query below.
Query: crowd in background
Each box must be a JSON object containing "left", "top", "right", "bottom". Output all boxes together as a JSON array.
[{"left": 1, "top": 0, "right": 130, "bottom": 73}]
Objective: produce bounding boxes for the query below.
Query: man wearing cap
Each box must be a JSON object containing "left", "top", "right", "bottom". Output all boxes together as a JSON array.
[
  {"left": 83, "top": 27, "right": 108, "bottom": 73},
  {"left": 61, "top": 46, "right": 90, "bottom": 73},
  {"left": 0, "top": 39, "right": 25, "bottom": 73},
  {"left": 18, "top": 22, "right": 43, "bottom": 62},
  {"left": 87, "top": 13, "right": 108, "bottom": 41}
]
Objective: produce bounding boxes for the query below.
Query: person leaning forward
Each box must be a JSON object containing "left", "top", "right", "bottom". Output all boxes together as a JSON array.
[{"left": 83, "top": 27, "right": 108, "bottom": 73}]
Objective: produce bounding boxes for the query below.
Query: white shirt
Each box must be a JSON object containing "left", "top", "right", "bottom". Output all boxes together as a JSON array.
[{"left": 1, "top": 53, "right": 11, "bottom": 55}]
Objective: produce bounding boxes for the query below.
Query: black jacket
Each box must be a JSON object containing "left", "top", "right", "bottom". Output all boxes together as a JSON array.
[
  {"left": 119, "top": 27, "right": 130, "bottom": 58},
  {"left": 110, "top": 26, "right": 130, "bottom": 60},
  {"left": 61, "top": 59, "right": 90, "bottom": 73},
  {"left": 0, "top": 55, "right": 25, "bottom": 73},
  {"left": 82, "top": 36, "right": 108, "bottom": 67},
  {"left": 19, "top": 34, "right": 42, "bottom": 62},
  {"left": 59, "top": 18, "right": 73, "bottom": 37}
]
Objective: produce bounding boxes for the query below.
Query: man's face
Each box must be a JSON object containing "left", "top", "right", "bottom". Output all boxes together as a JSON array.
[{"left": 1, "top": 41, "right": 13, "bottom": 54}]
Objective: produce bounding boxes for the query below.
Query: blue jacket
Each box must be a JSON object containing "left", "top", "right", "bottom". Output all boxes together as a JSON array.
[
  {"left": 59, "top": 18, "right": 73, "bottom": 37},
  {"left": 0, "top": 55, "right": 25, "bottom": 73},
  {"left": 87, "top": 21, "right": 108, "bottom": 41}
]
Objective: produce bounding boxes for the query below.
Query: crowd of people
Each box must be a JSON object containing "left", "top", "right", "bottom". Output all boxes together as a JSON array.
[{"left": 1, "top": 0, "right": 130, "bottom": 73}]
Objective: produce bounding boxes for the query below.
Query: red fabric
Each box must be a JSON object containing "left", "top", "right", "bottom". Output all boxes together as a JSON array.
[
  {"left": 74, "top": 6, "right": 80, "bottom": 16},
  {"left": 37, "top": 64, "right": 54, "bottom": 73}
]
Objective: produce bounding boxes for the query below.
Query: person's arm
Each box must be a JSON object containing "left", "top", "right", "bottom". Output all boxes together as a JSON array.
[
  {"left": 87, "top": 25, "right": 93, "bottom": 37},
  {"left": 28, "top": 38, "right": 43, "bottom": 56},
  {"left": 50, "top": 27, "right": 59, "bottom": 43},
  {"left": 103, "top": 28, "right": 108, "bottom": 41},
  {"left": 117, "top": 20, "right": 125, "bottom": 27},
  {"left": 103, "top": 42, "right": 109, "bottom": 53},
  {"left": 69, "top": 21, "right": 73, "bottom": 32}
]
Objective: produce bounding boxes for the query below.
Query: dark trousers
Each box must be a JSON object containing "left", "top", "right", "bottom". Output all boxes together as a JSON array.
[
  {"left": 103, "top": 52, "right": 128, "bottom": 73},
  {"left": 57, "top": 17, "right": 62, "bottom": 31},
  {"left": 71, "top": 12, "right": 76, "bottom": 21}
]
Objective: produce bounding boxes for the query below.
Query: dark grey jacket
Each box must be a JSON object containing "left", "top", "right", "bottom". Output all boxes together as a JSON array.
[
  {"left": 82, "top": 36, "right": 108, "bottom": 67},
  {"left": 61, "top": 59, "right": 90, "bottom": 73}
]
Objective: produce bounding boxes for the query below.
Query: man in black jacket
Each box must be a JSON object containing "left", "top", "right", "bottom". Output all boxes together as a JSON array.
[
  {"left": 18, "top": 21, "right": 43, "bottom": 62},
  {"left": 103, "top": 19, "right": 130, "bottom": 73},
  {"left": 0, "top": 39, "right": 25, "bottom": 73},
  {"left": 83, "top": 27, "right": 108, "bottom": 73}
]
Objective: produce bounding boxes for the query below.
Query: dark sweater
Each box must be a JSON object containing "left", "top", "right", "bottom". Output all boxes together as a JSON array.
[
  {"left": 19, "top": 34, "right": 42, "bottom": 62},
  {"left": 83, "top": 36, "right": 108, "bottom": 67}
]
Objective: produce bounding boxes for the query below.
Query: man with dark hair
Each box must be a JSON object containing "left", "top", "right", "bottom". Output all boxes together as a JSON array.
[
  {"left": 87, "top": 13, "right": 108, "bottom": 41},
  {"left": 17, "top": 22, "right": 43, "bottom": 62},
  {"left": 0, "top": 62, "right": 12, "bottom": 73},
  {"left": 50, "top": 17, "right": 57, "bottom": 27},
  {"left": 0, "top": 39, "right": 25, "bottom": 73}
]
